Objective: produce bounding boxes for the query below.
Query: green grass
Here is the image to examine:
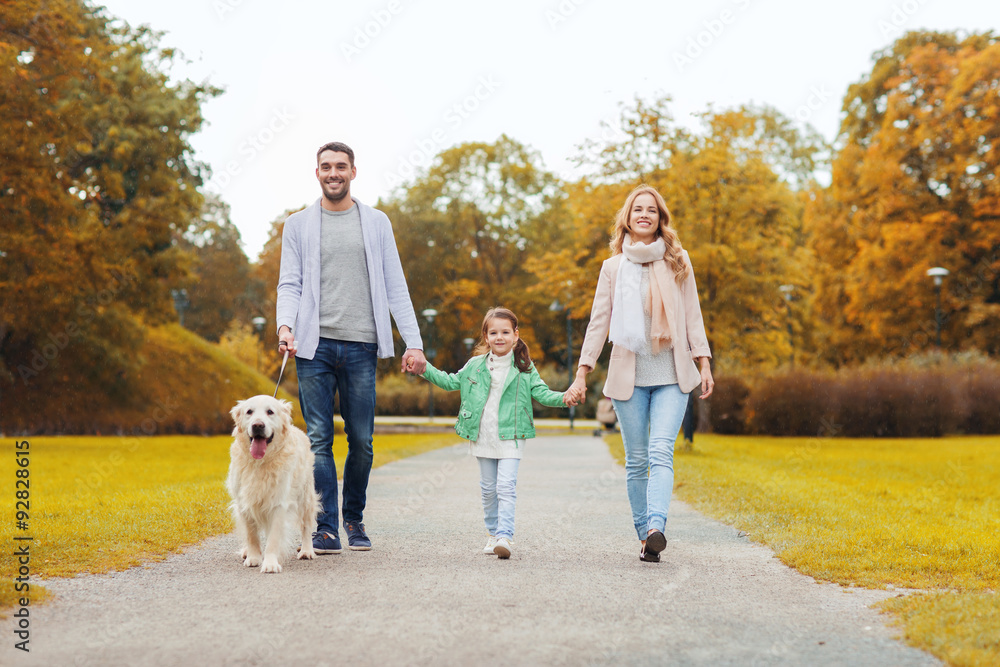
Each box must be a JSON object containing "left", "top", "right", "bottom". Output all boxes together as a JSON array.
[
  {"left": 605, "top": 433, "right": 1000, "bottom": 667},
  {"left": 0, "top": 432, "right": 461, "bottom": 613}
]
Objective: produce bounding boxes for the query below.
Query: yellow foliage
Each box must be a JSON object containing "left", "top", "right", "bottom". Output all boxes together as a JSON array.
[
  {"left": 218, "top": 320, "right": 279, "bottom": 378},
  {"left": 810, "top": 33, "right": 1000, "bottom": 361}
]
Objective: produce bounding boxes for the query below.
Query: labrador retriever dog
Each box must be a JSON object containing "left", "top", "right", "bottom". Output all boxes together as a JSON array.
[{"left": 227, "top": 395, "right": 320, "bottom": 573}]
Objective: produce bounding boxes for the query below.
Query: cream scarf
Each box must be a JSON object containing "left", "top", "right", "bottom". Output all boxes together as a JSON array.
[{"left": 609, "top": 234, "right": 677, "bottom": 355}]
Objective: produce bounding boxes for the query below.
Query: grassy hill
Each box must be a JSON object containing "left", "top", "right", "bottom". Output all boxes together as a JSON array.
[{"left": 2, "top": 324, "right": 301, "bottom": 435}]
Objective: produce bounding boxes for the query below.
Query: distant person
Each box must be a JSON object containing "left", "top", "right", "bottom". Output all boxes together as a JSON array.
[
  {"left": 680, "top": 391, "right": 696, "bottom": 451},
  {"left": 569, "top": 184, "right": 713, "bottom": 564},
  {"left": 276, "top": 141, "right": 426, "bottom": 555},
  {"left": 410, "top": 307, "right": 578, "bottom": 559},
  {"left": 595, "top": 397, "right": 618, "bottom": 435}
]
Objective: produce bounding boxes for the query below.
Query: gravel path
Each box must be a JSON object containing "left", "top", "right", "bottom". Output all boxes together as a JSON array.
[{"left": 2, "top": 435, "right": 939, "bottom": 666}]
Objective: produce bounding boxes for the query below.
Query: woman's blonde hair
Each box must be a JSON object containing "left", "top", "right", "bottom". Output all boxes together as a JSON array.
[{"left": 611, "top": 184, "right": 689, "bottom": 283}]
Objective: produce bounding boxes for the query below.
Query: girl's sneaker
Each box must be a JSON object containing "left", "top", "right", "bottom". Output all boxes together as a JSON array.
[
  {"left": 493, "top": 537, "right": 512, "bottom": 559},
  {"left": 482, "top": 535, "right": 498, "bottom": 555}
]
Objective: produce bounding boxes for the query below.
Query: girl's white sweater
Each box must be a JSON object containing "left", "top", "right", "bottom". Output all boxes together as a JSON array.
[{"left": 470, "top": 350, "right": 525, "bottom": 459}]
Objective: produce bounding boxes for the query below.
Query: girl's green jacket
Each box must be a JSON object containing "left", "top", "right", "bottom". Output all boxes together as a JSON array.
[{"left": 421, "top": 355, "right": 567, "bottom": 441}]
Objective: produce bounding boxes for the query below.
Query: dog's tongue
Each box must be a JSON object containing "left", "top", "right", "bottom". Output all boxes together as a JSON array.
[{"left": 250, "top": 436, "right": 267, "bottom": 460}]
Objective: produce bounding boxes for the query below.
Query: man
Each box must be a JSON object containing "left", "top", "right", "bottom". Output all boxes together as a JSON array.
[{"left": 276, "top": 141, "right": 426, "bottom": 554}]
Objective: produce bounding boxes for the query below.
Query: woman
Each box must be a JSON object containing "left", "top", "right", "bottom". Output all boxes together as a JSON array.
[{"left": 569, "top": 184, "right": 713, "bottom": 563}]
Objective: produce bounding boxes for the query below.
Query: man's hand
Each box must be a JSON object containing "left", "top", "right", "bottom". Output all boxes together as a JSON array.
[
  {"left": 401, "top": 348, "right": 427, "bottom": 375},
  {"left": 278, "top": 326, "right": 297, "bottom": 355}
]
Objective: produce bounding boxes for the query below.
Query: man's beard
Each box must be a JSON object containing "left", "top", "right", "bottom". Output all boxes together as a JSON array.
[{"left": 323, "top": 182, "right": 349, "bottom": 203}]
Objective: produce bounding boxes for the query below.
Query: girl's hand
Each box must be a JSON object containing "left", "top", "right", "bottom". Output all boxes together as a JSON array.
[{"left": 698, "top": 358, "right": 714, "bottom": 398}]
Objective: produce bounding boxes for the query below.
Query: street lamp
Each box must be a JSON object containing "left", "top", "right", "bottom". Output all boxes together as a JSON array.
[
  {"left": 252, "top": 316, "right": 267, "bottom": 372},
  {"left": 926, "top": 267, "right": 949, "bottom": 349},
  {"left": 550, "top": 299, "right": 575, "bottom": 430},
  {"left": 171, "top": 289, "right": 189, "bottom": 328},
  {"left": 421, "top": 309, "right": 438, "bottom": 420},
  {"left": 463, "top": 337, "right": 475, "bottom": 355},
  {"left": 778, "top": 284, "right": 794, "bottom": 367}
]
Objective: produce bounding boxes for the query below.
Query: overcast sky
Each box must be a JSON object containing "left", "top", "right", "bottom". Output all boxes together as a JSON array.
[{"left": 97, "top": 0, "right": 995, "bottom": 260}]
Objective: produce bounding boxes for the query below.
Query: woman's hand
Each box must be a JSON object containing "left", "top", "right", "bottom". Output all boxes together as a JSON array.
[
  {"left": 697, "top": 358, "right": 714, "bottom": 398},
  {"left": 567, "top": 368, "right": 589, "bottom": 406},
  {"left": 564, "top": 381, "right": 585, "bottom": 406}
]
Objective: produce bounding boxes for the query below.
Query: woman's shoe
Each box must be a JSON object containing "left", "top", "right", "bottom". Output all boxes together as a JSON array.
[
  {"left": 482, "top": 535, "right": 498, "bottom": 555},
  {"left": 639, "top": 546, "right": 660, "bottom": 563},
  {"left": 645, "top": 530, "right": 667, "bottom": 556}
]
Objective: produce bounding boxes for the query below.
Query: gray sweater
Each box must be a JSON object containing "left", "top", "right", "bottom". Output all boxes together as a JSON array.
[
  {"left": 318, "top": 205, "right": 377, "bottom": 343},
  {"left": 277, "top": 197, "right": 423, "bottom": 359}
]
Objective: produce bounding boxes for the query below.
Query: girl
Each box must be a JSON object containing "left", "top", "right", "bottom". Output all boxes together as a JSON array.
[
  {"left": 570, "top": 185, "right": 714, "bottom": 563},
  {"left": 417, "top": 307, "right": 576, "bottom": 558}
]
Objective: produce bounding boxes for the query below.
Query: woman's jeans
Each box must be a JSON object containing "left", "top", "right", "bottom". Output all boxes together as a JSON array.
[
  {"left": 613, "top": 383, "right": 689, "bottom": 540},
  {"left": 477, "top": 457, "right": 520, "bottom": 539},
  {"left": 296, "top": 338, "right": 378, "bottom": 535}
]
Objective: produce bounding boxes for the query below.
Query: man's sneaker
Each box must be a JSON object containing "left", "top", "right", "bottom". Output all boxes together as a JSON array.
[
  {"left": 482, "top": 535, "right": 498, "bottom": 555},
  {"left": 312, "top": 531, "right": 342, "bottom": 554},
  {"left": 493, "top": 536, "right": 512, "bottom": 559},
  {"left": 345, "top": 522, "right": 372, "bottom": 551}
]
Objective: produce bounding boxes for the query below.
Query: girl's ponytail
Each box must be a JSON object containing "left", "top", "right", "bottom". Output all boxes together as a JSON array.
[{"left": 512, "top": 338, "right": 532, "bottom": 374}]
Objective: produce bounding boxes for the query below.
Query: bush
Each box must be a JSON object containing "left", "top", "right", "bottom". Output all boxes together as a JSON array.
[
  {"left": 743, "top": 363, "right": 1000, "bottom": 437},
  {"left": 834, "top": 370, "right": 962, "bottom": 438},
  {"left": 1, "top": 324, "right": 300, "bottom": 435},
  {"left": 744, "top": 372, "right": 838, "bottom": 437},
  {"left": 964, "top": 370, "right": 1000, "bottom": 434},
  {"left": 374, "top": 373, "right": 460, "bottom": 417},
  {"left": 709, "top": 376, "right": 751, "bottom": 435}
]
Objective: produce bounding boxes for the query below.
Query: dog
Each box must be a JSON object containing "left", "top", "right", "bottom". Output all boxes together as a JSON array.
[{"left": 227, "top": 395, "right": 320, "bottom": 573}]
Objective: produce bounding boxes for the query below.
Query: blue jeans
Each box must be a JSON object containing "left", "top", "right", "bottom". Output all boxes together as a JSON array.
[
  {"left": 613, "top": 384, "right": 688, "bottom": 540},
  {"left": 296, "top": 338, "right": 377, "bottom": 535},
  {"left": 477, "top": 457, "right": 520, "bottom": 539}
]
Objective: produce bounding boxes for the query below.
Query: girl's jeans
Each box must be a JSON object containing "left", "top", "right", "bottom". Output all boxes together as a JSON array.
[
  {"left": 477, "top": 457, "right": 520, "bottom": 539},
  {"left": 613, "top": 383, "right": 688, "bottom": 540}
]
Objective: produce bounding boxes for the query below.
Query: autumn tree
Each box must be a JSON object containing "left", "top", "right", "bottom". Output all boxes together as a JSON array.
[
  {"left": 380, "top": 136, "right": 572, "bottom": 371},
  {"left": 0, "top": 0, "right": 217, "bottom": 400},
  {"left": 176, "top": 194, "right": 259, "bottom": 341},
  {"left": 530, "top": 98, "right": 828, "bottom": 375},
  {"left": 247, "top": 208, "right": 303, "bottom": 385},
  {"left": 809, "top": 31, "right": 1000, "bottom": 361}
]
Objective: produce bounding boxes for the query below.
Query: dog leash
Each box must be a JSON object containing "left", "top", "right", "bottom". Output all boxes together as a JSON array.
[{"left": 274, "top": 341, "right": 295, "bottom": 397}]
